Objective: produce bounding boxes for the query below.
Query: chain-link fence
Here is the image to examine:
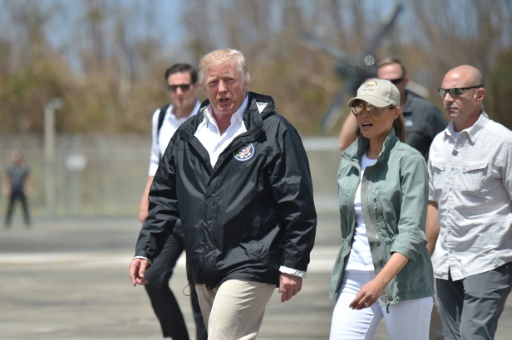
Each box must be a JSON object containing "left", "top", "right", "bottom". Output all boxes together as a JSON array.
[{"left": 0, "top": 135, "right": 340, "bottom": 218}]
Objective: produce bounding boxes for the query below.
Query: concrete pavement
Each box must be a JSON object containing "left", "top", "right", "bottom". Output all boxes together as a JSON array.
[{"left": 0, "top": 215, "right": 511, "bottom": 339}]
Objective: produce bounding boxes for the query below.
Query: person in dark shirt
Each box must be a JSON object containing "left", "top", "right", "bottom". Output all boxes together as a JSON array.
[{"left": 3, "top": 150, "right": 32, "bottom": 228}]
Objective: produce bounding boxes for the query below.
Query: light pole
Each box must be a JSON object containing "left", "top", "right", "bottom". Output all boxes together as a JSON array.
[{"left": 44, "top": 98, "right": 62, "bottom": 215}]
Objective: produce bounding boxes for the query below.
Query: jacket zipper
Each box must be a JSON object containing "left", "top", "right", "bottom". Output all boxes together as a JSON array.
[{"left": 366, "top": 166, "right": 391, "bottom": 312}]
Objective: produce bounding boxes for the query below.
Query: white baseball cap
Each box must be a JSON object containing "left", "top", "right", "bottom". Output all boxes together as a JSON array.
[{"left": 347, "top": 79, "right": 400, "bottom": 108}]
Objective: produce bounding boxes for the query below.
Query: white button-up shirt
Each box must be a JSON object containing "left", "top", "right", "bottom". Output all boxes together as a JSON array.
[
  {"left": 148, "top": 101, "right": 200, "bottom": 175},
  {"left": 428, "top": 112, "right": 512, "bottom": 280}
]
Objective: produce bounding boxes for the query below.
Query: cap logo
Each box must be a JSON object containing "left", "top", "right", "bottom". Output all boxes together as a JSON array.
[
  {"left": 233, "top": 143, "right": 255, "bottom": 162},
  {"left": 363, "top": 80, "right": 378, "bottom": 90}
]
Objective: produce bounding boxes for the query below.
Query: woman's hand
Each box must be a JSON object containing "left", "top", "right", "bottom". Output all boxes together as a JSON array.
[
  {"left": 349, "top": 277, "right": 386, "bottom": 309},
  {"left": 350, "top": 253, "right": 410, "bottom": 309}
]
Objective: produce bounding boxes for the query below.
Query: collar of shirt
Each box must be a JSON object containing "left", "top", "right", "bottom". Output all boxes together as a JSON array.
[
  {"left": 202, "top": 96, "right": 248, "bottom": 131},
  {"left": 195, "top": 95, "right": 249, "bottom": 167},
  {"left": 445, "top": 111, "right": 488, "bottom": 144}
]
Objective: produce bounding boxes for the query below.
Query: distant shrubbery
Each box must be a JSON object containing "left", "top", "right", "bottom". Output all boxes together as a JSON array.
[{"left": 0, "top": 0, "right": 510, "bottom": 135}]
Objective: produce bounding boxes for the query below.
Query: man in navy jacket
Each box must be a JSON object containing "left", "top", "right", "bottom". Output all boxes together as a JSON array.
[{"left": 130, "top": 48, "right": 317, "bottom": 339}]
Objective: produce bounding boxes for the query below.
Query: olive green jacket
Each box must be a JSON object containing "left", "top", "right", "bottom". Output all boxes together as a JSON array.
[{"left": 330, "top": 129, "right": 434, "bottom": 307}]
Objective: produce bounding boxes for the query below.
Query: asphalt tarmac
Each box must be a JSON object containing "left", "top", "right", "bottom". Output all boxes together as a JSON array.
[{"left": 1, "top": 215, "right": 511, "bottom": 339}]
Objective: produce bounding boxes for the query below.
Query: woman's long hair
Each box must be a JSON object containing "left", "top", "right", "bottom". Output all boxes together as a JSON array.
[{"left": 393, "top": 111, "right": 406, "bottom": 142}]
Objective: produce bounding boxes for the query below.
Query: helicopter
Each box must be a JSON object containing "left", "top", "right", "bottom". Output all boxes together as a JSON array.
[{"left": 300, "top": 2, "right": 405, "bottom": 131}]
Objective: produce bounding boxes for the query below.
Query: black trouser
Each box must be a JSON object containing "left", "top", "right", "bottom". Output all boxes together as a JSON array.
[
  {"left": 5, "top": 191, "right": 30, "bottom": 226},
  {"left": 144, "top": 222, "right": 207, "bottom": 340}
]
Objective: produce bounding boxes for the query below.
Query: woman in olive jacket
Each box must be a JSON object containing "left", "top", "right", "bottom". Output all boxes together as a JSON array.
[{"left": 329, "top": 79, "right": 434, "bottom": 340}]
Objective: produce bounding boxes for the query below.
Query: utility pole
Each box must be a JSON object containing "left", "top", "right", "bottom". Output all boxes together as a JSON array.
[{"left": 44, "top": 98, "right": 62, "bottom": 215}]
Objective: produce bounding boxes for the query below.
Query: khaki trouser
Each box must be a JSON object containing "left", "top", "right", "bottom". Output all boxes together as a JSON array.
[{"left": 195, "top": 279, "right": 275, "bottom": 340}]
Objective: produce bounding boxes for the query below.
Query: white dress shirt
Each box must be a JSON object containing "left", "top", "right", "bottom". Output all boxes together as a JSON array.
[
  {"left": 148, "top": 101, "right": 200, "bottom": 175},
  {"left": 428, "top": 112, "right": 512, "bottom": 280}
]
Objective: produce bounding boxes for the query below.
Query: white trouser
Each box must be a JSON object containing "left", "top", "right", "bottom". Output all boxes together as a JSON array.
[{"left": 330, "top": 271, "right": 433, "bottom": 340}]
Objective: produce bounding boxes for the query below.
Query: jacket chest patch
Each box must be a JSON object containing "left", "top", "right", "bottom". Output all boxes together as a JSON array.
[{"left": 233, "top": 143, "right": 255, "bottom": 162}]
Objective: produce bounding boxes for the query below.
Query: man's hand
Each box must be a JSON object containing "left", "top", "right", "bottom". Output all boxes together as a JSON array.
[
  {"left": 129, "top": 258, "right": 150, "bottom": 286},
  {"left": 278, "top": 273, "right": 302, "bottom": 303}
]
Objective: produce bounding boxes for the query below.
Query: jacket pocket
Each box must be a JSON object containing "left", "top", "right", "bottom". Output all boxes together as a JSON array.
[{"left": 395, "top": 258, "right": 427, "bottom": 294}]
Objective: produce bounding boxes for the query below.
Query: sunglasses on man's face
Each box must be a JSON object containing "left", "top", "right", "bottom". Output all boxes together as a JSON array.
[
  {"left": 388, "top": 77, "right": 404, "bottom": 85},
  {"left": 438, "top": 85, "right": 483, "bottom": 98},
  {"left": 167, "top": 84, "right": 192, "bottom": 92}
]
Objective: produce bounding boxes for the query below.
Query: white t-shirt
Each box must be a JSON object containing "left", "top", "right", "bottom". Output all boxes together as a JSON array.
[{"left": 345, "top": 153, "right": 377, "bottom": 272}]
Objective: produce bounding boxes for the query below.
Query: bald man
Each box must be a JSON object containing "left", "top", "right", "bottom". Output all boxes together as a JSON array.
[{"left": 426, "top": 65, "right": 512, "bottom": 340}]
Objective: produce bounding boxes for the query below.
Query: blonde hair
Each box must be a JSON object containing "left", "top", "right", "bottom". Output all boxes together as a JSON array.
[{"left": 198, "top": 49, "right": 251, "bottom": 86}]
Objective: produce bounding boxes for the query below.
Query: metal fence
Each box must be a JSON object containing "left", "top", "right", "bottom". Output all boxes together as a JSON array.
[{"left": 0, "top": 135, "right": 340, "bottom": 218}]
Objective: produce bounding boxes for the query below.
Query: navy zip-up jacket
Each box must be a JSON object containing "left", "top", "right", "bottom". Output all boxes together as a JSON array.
[{"left": 135, "top": 92, "right": 317, "bottom": 289}]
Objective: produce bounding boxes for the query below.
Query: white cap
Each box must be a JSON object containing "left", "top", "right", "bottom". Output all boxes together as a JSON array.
[{"left": 347, "top": 79, "right": 400, "bottom": 108}]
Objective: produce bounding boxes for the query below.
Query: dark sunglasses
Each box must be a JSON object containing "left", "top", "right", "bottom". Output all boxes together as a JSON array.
[
  {"left": 167, "top": 84, "right": 192, "bottom": 92},
  {"left": 438, "top": 85, "right": 483, "bottom": 98},
  {"left": 351, "top": 103, "right": 396, "bottom": 117},
  {"left": 389, "top": 77, "right": 404, "bottom": 85}
]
